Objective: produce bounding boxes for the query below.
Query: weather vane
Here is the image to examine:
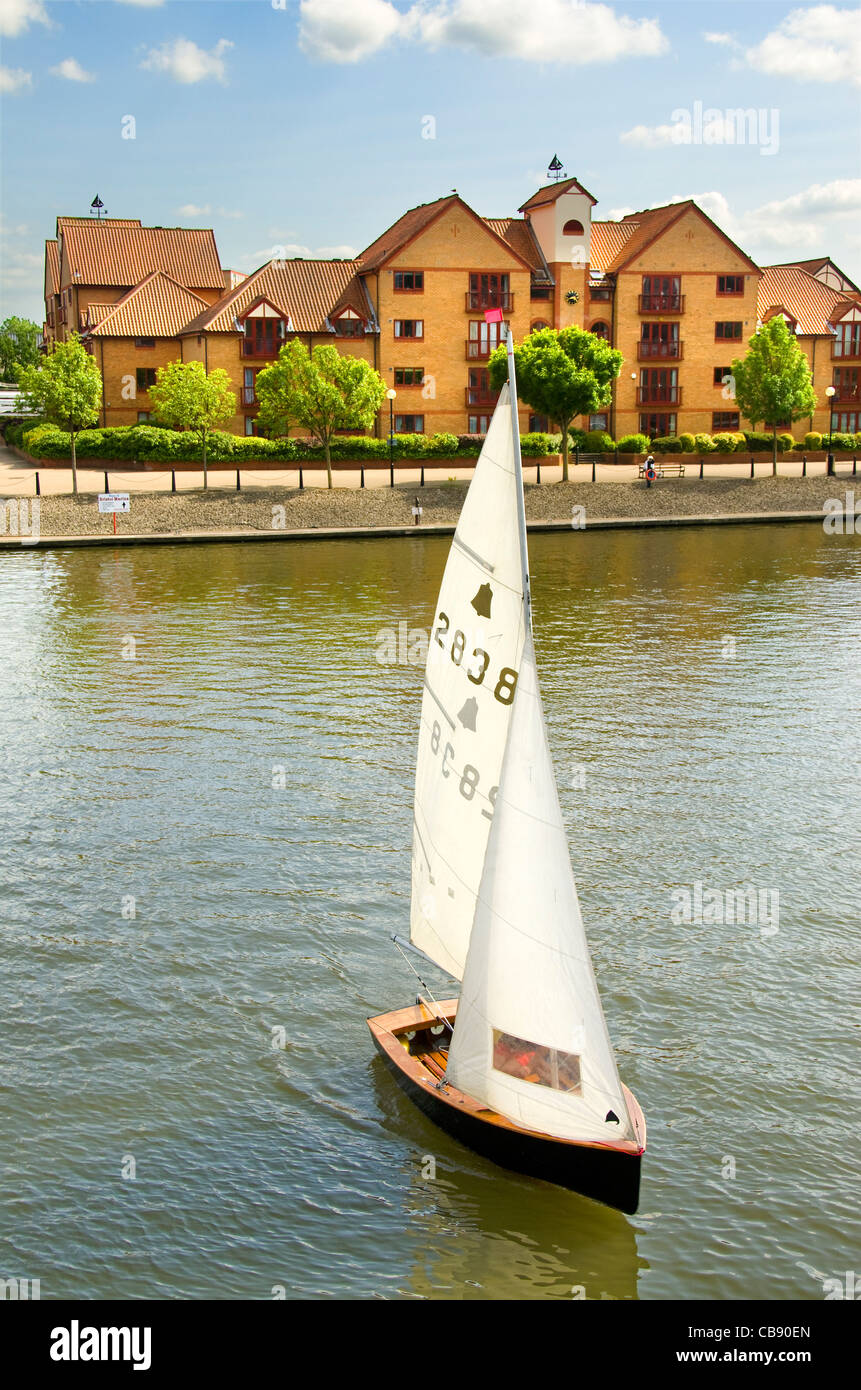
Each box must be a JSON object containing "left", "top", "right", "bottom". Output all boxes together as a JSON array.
[
  {"left": 547, "top": 154, "right": 566, "bottom": 182},
  {"left": 90, "top": 195, "right": 107, "bottom": 219}
]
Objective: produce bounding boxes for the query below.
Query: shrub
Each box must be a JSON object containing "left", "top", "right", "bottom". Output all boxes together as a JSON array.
[
  {"left": 711, "top": 433, "right": 738, "bottom": 454},
  {"left": 584, "top": 430, "right": 614, "bottom": 452},
  {"left": 694, "top": 433, "right": 716, "bottom": 453},
  {"left": 803, "top": 432, "right": 822, "bottom": 451},
  {"left": 650, "top": 435, "right": 683, "bottom": 453},
  {"left": 22, "top": 423, "right": 71, "bottom": 457},
  {"left": 743, "top": 431, "right": 775, "bottom": 452},
  {"left": 616, "top": 433, "right": 650, "bottom": 454},
  {"left": 777, "top": 433, "right": 795, "bottom": 453},
  {"left": 519, "top": 432, "right": 554, "bottom": 456},
  {"left": 831, "top": 432, "right": 855, "bottom": 453},
  {"left": 678, "top": 433, "right": 696, "bottom": 453}
]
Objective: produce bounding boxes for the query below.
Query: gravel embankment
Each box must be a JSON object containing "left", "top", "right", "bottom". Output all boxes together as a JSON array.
[{"left": 8, "top": 474, "right": 851, "bottom": 541}]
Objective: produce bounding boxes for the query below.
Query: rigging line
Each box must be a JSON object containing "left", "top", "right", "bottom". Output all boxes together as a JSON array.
[{"left": 390, "top": 937, "right": 454, "bottom": 1038}]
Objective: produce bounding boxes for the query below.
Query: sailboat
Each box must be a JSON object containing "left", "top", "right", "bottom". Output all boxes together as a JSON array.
[{"left": 368, "top": 328, "right": 646, "bottom": 1215}]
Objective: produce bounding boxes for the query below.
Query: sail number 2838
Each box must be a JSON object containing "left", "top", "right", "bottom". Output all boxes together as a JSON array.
[{"left": 433, "top": 612, "right": 518, "bottom": 705}]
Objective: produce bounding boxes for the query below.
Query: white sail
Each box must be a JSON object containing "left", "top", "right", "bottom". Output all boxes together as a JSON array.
[
  {"left": 446, "top": 631, "right": 636, "bottom": 1144},
  {"left": 410, "top": 383, "right": 528, "bottom": 979}
]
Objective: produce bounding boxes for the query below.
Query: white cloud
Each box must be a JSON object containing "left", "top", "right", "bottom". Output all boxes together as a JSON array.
[
  {"left": 140, "top": 37, "right": 233, "bottom": 84},
  {"left": 299, "top": 0, "right": 669, "bottom": 65},
  {"left": 178, "top": 203, "right": 212, "bottom": 217},
  {"left": 744, "top": 5, "right": 861, "bottom": 87},
  {"left": 666, "top": 182, "right": 861, "bottom": 255},
  {"left": 0, "top": 64, "right": 31, "bottom": 92},
  {"left": 217, "top": 208, "right": 244, "bottom": 221},
  {"left": 51, "top": 58, "right": 95, "bottom": 83},
  {"left": 619, "top": 122, "right": 678, "bottom": 149},
  {"left": 703, "top": 32, "right": 737, "bottom": 48},
  {"left": 256, "top": 241, "right": 359, "bottom": 261},
  {"left": 0, "top": 0, "right": 49, "bottom": 38},
  {"left": 116, "top": 1, "right": 166, "bottom": 6},
  {"left": 753, "top": 179, "right": 861, "bottom": 220},
  {"left": 606, "top": 206, "right": 635, "bottom": 220}
]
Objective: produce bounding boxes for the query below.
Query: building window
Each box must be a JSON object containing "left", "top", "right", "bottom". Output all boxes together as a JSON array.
[
  {"left": 639, "top": 322, "right": 680, "bottom": 357},
  {"left": 588, "top": 414, "right": 608, "bottom": 431},
  {"left": 394, "top": 414, "right": 424, "bottom": 433},
  {"left": 717, "top": 274, "right": 744, "bottom": 296},
  {"left": 639, "top": 413, "right": 677, "bottom": 437},
  {"left": 715, "top": 321, "right": 743, "bottom": 341},
  {"left": 832, "top": 367, "right": 860, "bottom": 401},
  {"left": 467, "top": 273, "right": 512, "bottom": 310},
  {"left": 243, "top": 318, "right": 285, "bottom": 356},
  {"left": 468, "top": 414, "right": 492, "bottom": 434},
  {"left": 590, "top": 320, "right": 609, "bottom": 340},
  {"left": 135, "top": 337, "right": 156, "bottom": 349},
  {"left": 589, "top": 285, "right": 611, "bottom": 301},
  {"left": 713, "top": 366, "right": 733, "bottom": 386},
  {"left": 833, "top": 323, "right": 861, "bottom": 358},
  {"left": 641, "top": 275, "right": 682, "bottom": 312},
  {"left": 836, "top": 412, "right": 859, "bottom": 432},
  {"left": 394, "top": 319, "right": 423, "bottom": 339},
  {"left": 529, "top": 414, "right": 549, "bottom": 432},
  {"left": 137, "top": 411, "right": 152, "bottom": 423},
  {"left": 136, "top": 368, "right": 157, "bottom": 392},
  {"left": 712, "top": 411, "right": 740, "bottom": 430},
  {"left": 467, "top": 319, "right": 508, "bottom": 358},
  {"left": 394, "top": 367, "right": 424, "bottom": 386},
  {"left": 562, "top": 220, "right": 585, "bottom": 236},
  {"left": 333, "top": 315, "right": 363, "bottom": 337},
  {"left": 467, "top": 368, "right": 497, "bottom": 406},
  {"left": 530, "top": 283, "right": 552, "bottom": 300},
  {"left": 639, "top": 368, "right": 679, "bottom": 403},
  {"left": 394, "top": 270, "right": 424, "bottom": 292},
  {"left": 530, "top": 319, "right": 550, "bottom": 332}
]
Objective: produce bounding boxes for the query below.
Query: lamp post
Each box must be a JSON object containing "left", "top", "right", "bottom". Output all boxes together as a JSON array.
[
  {"left": 386, "top": 388, "right": 396, "bottom": 487},
  {"left": 825, "top": 385, "right": 836, "bottom": 476}
]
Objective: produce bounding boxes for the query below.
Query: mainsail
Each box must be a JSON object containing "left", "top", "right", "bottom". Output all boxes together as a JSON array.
[
  {"left": 412, "top": 331, "right": 635, "bottom": 1146},
  {"left": 409, "top": 382, "right": 528, "bottom": 978}
]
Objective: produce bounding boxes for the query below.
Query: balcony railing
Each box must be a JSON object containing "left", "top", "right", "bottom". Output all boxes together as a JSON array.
[
  {"left": 637, "top": 386, "right": 683, "bottom": 404},
  {"left": 831, "top": 385, "right": 860, "bottom": 402},
  {"left": 242, "top": 340, "right": 281, "bottom": 358},
  {"left": 241, "top": 387, "right": 256, "bottom": 406},
  {"left": 638, "top": 294, "right": 685, "bottom": 313},
  {"left": 465, "top": 291, "right": 513, "bottom": 311},
  {"left": 465, "top": 388, "right": 501, "bottom": 407},
  {"left": 637, "top": 340, "right": 683, "bottom": 360},
  {"left": 832, "top": 341, "right": 861, "bottom": 360},
  {"left": 466, "top": 340, "right": 502, "bottom": 360}
]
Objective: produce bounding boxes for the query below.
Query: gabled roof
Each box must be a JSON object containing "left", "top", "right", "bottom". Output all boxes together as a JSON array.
[
  {"left": 85, "top": 271, "right": 209, "bottom": 338},
  {"left": 359, "top": 194, "right": 534, "bottom": 272},
  {"left": 589, "top": 200, "right": 760, "bottom": 275},
  {"left": 767, "top": 257, "right": 861, "bottom": 296},
  {"left": 181, "top": 258, "right": 372, "bottom": 335},
  {"left": 519, "top": 177, "right": 598, "bottom": 212},
  {"left": 45, "top": 240, "right": 60, "bottom": 296},
  {"left": 56, "top": 217, "right": 224, "bottom": 290},
  {"left": 483, "top": 218, "right": 545, "bottom": 272},
  {"left": 758, "top": 266, "right": 861, "bottom": 336}
]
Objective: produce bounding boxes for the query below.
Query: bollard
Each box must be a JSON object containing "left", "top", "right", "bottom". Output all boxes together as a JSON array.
[
  {"left": 360, "top": 463, "right": 365, "bottom": 488},
  {"left": 575, "top": 446, "right": 580, "bottom": 468},
  {"left": 104, "top": 470, "right": 109, "bottom": 492},
  {"left": 699, "top": 458, "right": 704, "bottom": 479},
  {"left": 750, "top": 456, "right": 755, "bottom": 478},
  {"left": 236, "top": 469, "right": 241, "bottom": 492},
  {"left": 390, "top": 461, "right": 394, "bottom": 488},
  {"left": 536, "top": 459, "right": 541, "bottom": 485},
  {"left": 802, "top": 455, "right": 806, "bottom": 477},
  {"left": 854, "top": 456, "right": 857, "bottom": 477},
  {"left": 591, "top": 459, "right": 596, "bottom": 483},
  {"left": 299, "top": 465, "right": 304, "bottom": 490},
  {"left": 171, "top": 469, "right": 176, "bottom": 493},
  {"left": 35, "top": 470, "right": 40, "bottom": 496},
  {"left": 420, "top": 463, "right": 425, "bottom": 487}
]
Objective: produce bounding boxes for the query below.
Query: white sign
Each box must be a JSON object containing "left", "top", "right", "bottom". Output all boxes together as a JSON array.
[{"left": 98, "top": 493, "right": 130, "bottom": 513}]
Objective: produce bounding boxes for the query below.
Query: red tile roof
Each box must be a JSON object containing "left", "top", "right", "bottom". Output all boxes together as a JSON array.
[
  {"left": 589, "top": 221, "right": 639, "bottom": 273},
  {"left": 758, "top": 266, "right": 861, "bottom": 336},
  {"left": 181, "top": 259, "right": 371, "bottom": 335},
  {"left": 359, "top": 196, "right": 459, "bottom": 270},
  {"left": 85, "top": 272, "right": 210, "bottom": 338},
  {"left": 483, "top": 218, "right": 544, "bottom": 271},
  {"left": 519, "top": 177, "right": 598, "bottom": 212},
  {"left": 45, "top": 239, "right": 60, "bottom": 295},
  {"left": 56, "top": 217, "right": 224, "bottom": 290}
]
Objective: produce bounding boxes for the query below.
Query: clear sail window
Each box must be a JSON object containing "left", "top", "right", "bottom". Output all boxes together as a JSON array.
[{"left": 492, "top": 1031, "right": 581, "bottom": 1094}]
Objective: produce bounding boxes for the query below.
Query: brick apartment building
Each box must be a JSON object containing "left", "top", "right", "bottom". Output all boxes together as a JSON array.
[{"left": 42, "top": 170, "right": 861, "bottom": 441}]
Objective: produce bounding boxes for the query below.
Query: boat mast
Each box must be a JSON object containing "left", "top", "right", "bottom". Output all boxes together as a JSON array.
[{"left": 505, "top": 326, "right": 532, "bottom": 634}]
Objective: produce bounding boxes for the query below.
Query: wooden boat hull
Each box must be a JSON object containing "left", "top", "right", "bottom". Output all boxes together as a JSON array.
[{"left": 368, "top": 1000, "right": 645, "bottom": 1216}]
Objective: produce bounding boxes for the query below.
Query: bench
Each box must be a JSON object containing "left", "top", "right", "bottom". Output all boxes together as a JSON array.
[{"left": 638, "top": 462, "right": 685, "bottom": 479}]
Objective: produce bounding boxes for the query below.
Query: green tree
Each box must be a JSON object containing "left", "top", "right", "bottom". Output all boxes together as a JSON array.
[
  {"left": 149, "top": 360, "right": 235, "bottom": 489},
  {"left": 731, "top": 316, "right": 817, "bottom": 473},
  {"left": 17, "top": 333, "right": 101, "bottom": 495},
  {"left": 0, "top": 317, "right": 41, "bottom": 381},
  {"left": 254, "top": 352, "right": 296, "bottom": 440},
  {"left": 488, "top": 326, "right": 622, "bottom": 480},
  {"left": 255, "top": 340, "right": 386, "bottom": 489}
]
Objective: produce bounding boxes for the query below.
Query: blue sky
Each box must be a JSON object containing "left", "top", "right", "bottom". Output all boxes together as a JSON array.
[{"left": 1, "top": 0, "right": 859, "bottom": 319}]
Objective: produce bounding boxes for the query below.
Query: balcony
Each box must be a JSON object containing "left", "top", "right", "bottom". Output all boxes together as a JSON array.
[
  {"left": 832, "top": 341, "right": 861, "bottom": 360},
  {"left": 637, "top": 340, "right": 683, "bottom": 360},
  {"left": 242, "top": 340, "right": 280, "bottom": 358},
  {"left": 637, "top": 385, "right": 683, "bottom": 405},
  {"left": 241, "top": 387, "right": 257, "bottom": 406},
  {"left": 638, "top": 294, "right": 685, "bottom": 314},
  {"left": 465, "top": 388, "right": 500, "bottom": 407},
  {"left": 465, "top": 340, "right": 503, "bottom": 360},
  {"left": 831, "top": 385, "right": 860, "bottom": 402},
  {"left": 466, "top": 291, "right": 514, "bottom": 311}
]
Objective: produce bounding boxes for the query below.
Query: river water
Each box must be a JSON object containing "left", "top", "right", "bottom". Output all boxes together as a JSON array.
[{"left": 1, "top": 523, "right": 859, "bottom": 1300}]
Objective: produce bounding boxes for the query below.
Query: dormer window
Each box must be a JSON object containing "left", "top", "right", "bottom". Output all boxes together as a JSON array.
[
  {"left": 241, "top": 302, "right": 288, "bottom": 357},
  {"left": 563, "top": 220, "right": 585, "bottom": 236},
  {"left": 333, "top": 310, "right": 364, "bottom": 338}
]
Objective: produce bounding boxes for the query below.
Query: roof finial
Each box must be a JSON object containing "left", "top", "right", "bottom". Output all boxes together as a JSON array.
[
  {"left": 90, "top": 195, "right": 107, "bottom": 219},
  {"left": 547, "top": 155, "right": 566, "bottom": 183}
]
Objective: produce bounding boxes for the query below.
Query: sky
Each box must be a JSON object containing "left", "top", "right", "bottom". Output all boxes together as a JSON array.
[{"left": 1, "top": 0, "right": 860, "bottom": 321}]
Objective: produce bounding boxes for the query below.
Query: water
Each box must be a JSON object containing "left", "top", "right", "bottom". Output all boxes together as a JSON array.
[{"left": 1, "top": 524, "right": 859, "bottom": 1300}]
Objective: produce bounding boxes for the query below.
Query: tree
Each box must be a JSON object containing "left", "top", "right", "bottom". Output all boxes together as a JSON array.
[
  {"left": 254, "top": 351, "right": 296, "bottom": 440},
  {"left": 731, "top": 316, "right": 817, "bottom": 474},
  {"left": 255, "top": 340, "right": 386, "bottom": 489},
  {"left": 149, "top": 360, "right": 235, "bottom": 489},
  {"left": 489, "top": 326, "right": 622, "bottom": 481},
  {"left": 0, "top": 317, "right": 41, "bottom": 381},
  {"left": 17, "top": 334, "right": 101, "bottom": 495}
]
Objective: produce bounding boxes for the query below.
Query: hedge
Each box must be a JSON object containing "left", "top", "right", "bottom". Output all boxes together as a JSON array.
[{"left": 616, "top": 433, "right": 650, "bottom": 454}]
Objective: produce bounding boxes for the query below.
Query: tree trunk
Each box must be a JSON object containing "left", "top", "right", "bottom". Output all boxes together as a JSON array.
[
  {"left": 560, "top": 422, "right": 569, "bottom": 483},
  {"left": 202, "top": 432, "right": 208, "bottom": 490},
  {"left": 772, "top": 424, "right": 777, "bottom": 476},
  {"left": 325, "top": 439, "right": 333, "bottom": 491},
  {"left": 71, "top": 428, "right": 78, "bottom": 496}
]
